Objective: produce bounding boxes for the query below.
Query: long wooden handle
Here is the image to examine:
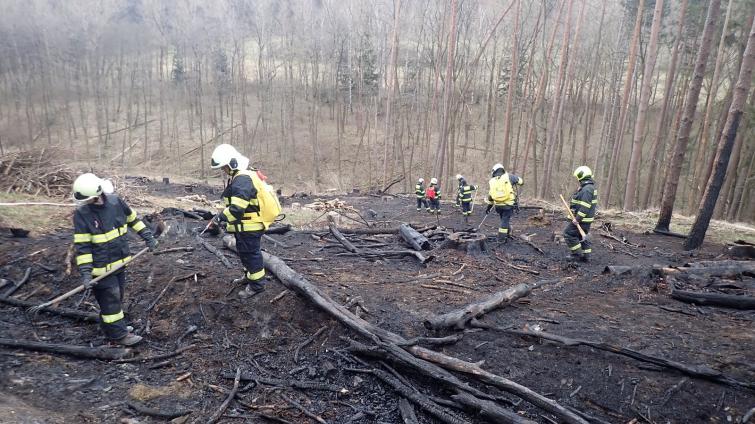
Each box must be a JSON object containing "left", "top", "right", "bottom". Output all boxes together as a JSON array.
[
  {"left": 559, "top": 195, "right": 587, "bottom": 239},
  {"left": 29, "top": 247, "right": 150, "bottom": 311}
]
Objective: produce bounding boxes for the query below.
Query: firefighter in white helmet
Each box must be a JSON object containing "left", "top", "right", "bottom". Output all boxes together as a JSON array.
[
  {"left": 72, "top": 173, "right": 157, "bottom": 346},
  {"left": 564, "top": 166, "right": 597, "bottom": 262},
  {"left": 426, "top": 177, "right": 441, "bottom": 214},
  {"left": 485, "top": 164, "right": 523, "bottom": 242},
  {"left": 414, "top": 178, "right": 429, "bottom": 212}
]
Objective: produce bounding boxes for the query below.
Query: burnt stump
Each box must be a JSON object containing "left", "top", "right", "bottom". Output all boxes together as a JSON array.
[{"left": 440, "top": 232, "right": 488, "bottom": 255}]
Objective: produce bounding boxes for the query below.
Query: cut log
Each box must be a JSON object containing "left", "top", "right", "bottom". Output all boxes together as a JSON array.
[
  {"left": 662, "top": 264, "right": 755, "bottom": 278},
  {"left": 399, "top": 224, "right": 431, "bottom": 251},
  {"left": 684, "top": 259, "right": 754, "bottom": 268},
  {"left": 0, "top": 338, "right": 131, "bottom": 360},
  {"left": 439, "top": 232, "right": 487, "bottom": 255},
  {"left": 671, "top": 289, "right": 755, "bottom": 310},
  {"left": 424, "top": 279, "right": 563, "bottom": 330},
  {"left": 503, "top": 327, "right": 753, "bottom": 389},
  {"left": 451, "top": 392, "right": 536, "bottom": 424},
  {"left": 262, "top": 252, "right": 587, "bottom": 424},
  {"left": 266, "top": 224, "right": 292, "bottom": 235},
  {"left": 602, "top": 265, "right": 657, "bottom": 277},
  {"left": 0, "top": 296, "right": 99, "bottom": 322}
]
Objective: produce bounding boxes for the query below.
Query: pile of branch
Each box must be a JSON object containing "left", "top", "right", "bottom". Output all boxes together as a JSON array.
[
  {"left": 304, "top": 198, "right": 350, "bottom": 211},
  {"left": 0, "top": 149, "right": 75, "bottom": 198}
]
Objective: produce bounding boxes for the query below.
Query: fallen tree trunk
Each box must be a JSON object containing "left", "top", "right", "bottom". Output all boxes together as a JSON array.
[
  {"left": 671, "top": 289, "right": 755, "bottom": 310},
  {"left": 266, "top": 224, "right": 292, "bottom": 235},
  {"left": 399, "top": 224, "right": 431, "bottom": 251},
  {"left": 328, "top": 215, "right": 360, "bottom": 253},
  {"left": 0, "top": 296, "right": 99, "bottom": 322},
  {"left": 423, "top": 279, "right": 563, "bottom": 330},
  {"left": 0, "top": 338, "right": 131, "bottom": 360},
  {"left": 262, "top": 253, "right": 587, "bottom": 424},
  {"left": 662, "top": 264, "right": 755, "bottom": 278},
  {"left": 503, "top": 327, "right": 754, "bottom": 389},
  {"left": 451, "top": 392, "right": 536, "bottom": 424},
  {"left": 408, "top": 346, "right": 585, "bottom": 424}
]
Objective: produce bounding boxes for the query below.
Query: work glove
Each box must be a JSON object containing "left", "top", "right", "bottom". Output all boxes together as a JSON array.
[
  {"left": 146, "top": 238, "right": 159, "bottom": 252},
  {"left": 485, "top": 204, "right": 493, "bottom": 214},
  {"left": 80, "top": 271, "right": 94, "bottom": 289}
]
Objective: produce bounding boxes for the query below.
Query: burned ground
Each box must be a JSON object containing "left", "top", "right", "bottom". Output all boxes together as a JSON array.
[{"left": 1, "top": 183, "right": 753, "bottom": 424}]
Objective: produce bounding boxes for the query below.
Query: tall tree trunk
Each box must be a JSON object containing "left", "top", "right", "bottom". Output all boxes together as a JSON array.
[
  {"left": 687, "top": 0, "right": 735, "bottom": 213},
  {"left": 642, "top": 0, "right": 688, "bottom": 210},
  {"left": 383, "top": 0, "right": 402, "bottom": 190},
  {"left": 623, "top": 0, "right": 664, "bottom": 210},
  {"left": 605, "top": 0, "right": 645, "bottom": 206},
  {"left": 501, "top": 0, "right": 520, "bottom": 162},
  {"left": 655, "top": 0, "right": 721, "bottom": 232},
  {"left": 433, "top": 0, "right": 458, "bottom": 185},
  {"left": 685, "top": 16, "right": 755, "bottom": 249}
]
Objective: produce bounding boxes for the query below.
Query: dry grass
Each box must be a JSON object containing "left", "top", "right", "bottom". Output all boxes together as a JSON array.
[{"left": 0, "top": 192, "right": 72, "bottom": 234}]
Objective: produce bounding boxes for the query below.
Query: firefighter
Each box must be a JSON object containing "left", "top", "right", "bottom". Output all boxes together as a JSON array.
[
  {"left": 485, "top": 164, "right": 523, "bottom": 242},
  {"left": 564, "top": 166, "right": 597, "bottom": 262},
  {"left": 72, "top": 173, "right": 158, "bottom": 346},
  {"left": 427, "top": 177, "right": 441, "bottom": 214},
  {"left": 454, "top": 174, "right": 463, "bottom": 208},
  {"left": 210, "top": 144, "right": 268, "bottom": 299},
  {"left": 457, "top": 176, "right": 476, "bottom": 223},
  {"left": 415, "top": 178, "right": 429, "bottom": 212}
]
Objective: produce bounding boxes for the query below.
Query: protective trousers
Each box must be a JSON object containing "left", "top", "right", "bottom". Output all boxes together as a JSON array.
[
  {"left": 235, "top": 231, "right": 266, "bottom": 292},
  {"left": 495, "top": 205, "right": 513, "bottom": 237},
  {"left": 93, "top": 271, "right": 128, "bottom": 340},
  {"left": 416, "top": 198, "right": 429, "bottom": 211},
  {"left": 461, "top": 202, "right": 472, "bottom": 216},
  {"left": 429, "top": 198, "right": 441, "bottom": 213},
  {"left": 564, "top": 222, "right": 592, "bottom": 256}
]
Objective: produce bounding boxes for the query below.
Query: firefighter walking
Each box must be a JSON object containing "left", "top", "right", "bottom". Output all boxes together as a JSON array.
[
  {"left": 484, "top": 164, "right": 524, "bottom": 242},
  {"left": 427, "top": 178, "right": 441, "bottom": 214},
  {"left": 564, "top": 166, "right": 598, "bottom": 262},
  {"left": 210, "top": 144, "right": 268, "bottom": 299},
  {"left": 72, "top": 173, "right": 158, "bottom": 346},
  {"left": 456, "top": 175, "right": 477, "bottom": 224}
]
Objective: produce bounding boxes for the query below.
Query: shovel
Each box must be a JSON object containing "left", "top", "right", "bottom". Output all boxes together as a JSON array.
[{"left": 559, "top": 194, "right": 588, "bottom": 241}]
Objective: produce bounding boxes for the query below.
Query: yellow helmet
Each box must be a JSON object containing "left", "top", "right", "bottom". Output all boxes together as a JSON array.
[{"left": 573, "top": 166, "right": 592, "bottom": 181}]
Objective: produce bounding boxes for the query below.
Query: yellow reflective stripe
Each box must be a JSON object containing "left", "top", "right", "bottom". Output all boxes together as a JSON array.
[
  {"left": 91, "top": 256, "right": 132, "bottom": 276},
  {"left": 583, "top": 249, "right": 592, "bottom": 253},
  {"left": 224, "top": 198, "right": 231, "bottom": 206},
  {"left": 74, "top": 233, "right": 92, "bottom": 243},
  {"left": 226, "top": 222, "right": 265, "bottom": 232},
  {"left": 581, "top": 217, "right": 594, "bottom": 223},
  {"left": 131, "top": 221, "right": 146, "bottom": 232},
  {"left": 571, "top": 199, "right": 591, "bottom": 208},
  {"left": 223, "top": 208, "right": 236, "bottom": 222},
  {"left": 248, "top": 199, "right": 259, "bottom": 206},
  {"left": 230, "top": 196, "right": 250, "bottom": 208},
  {"left": 592, "top": 199, "right": 599, "bottom": 204},
  {"left": 498, "top": 228, "right": 509, "bottom": 234},
  {"left": 126, "top": 211, "right": 137, "bottom": 223},
  {"left": 91, "top": 225, "right": 128, "bottom": 244},
  {"left": 101, "top": 311, "right": 124, "bottom": 324},
  {"left": 577, "top": 211, "right": 587, "bottom": 217},
  {"left": 246, "top": 269, "right": 266, "bottom": 281},
  {"left": 569, "top": 244, "right": 582, "bottom": 251},
  {"left": 76, "top": 254, "right": 93, "bottom": 265}
]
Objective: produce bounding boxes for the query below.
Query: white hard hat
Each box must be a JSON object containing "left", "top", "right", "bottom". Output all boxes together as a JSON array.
[
  {"left": 492, "top": 163, "right": 505, "bottom": 173},
  {"left": 430, "top": 177, "right": 438, "bottom": 184},
  {"left": 418, "top": 178, "right": 424, "bottom": 183},
  {"left": 101, "top": 179, "right": 114, "bottom": 194},
  {"left": 210, "top": 144, "right": 248, "bottom": 170},
  {"left": 573, "top": 165, "right": 593, "bottom": 180},
  {"left": 456, "top": 174, "right": 463, "bottom": 180},
  {"left": 72, "top": 173, "right": 104, "bottom": 201}
]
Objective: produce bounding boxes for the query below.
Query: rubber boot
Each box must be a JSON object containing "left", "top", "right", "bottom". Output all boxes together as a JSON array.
[
  {"left": 238, "top": 285, "right": 264, "bottom": 300},
  {"left": 115, "top": 333, "right": 143, "bottom": 346}
]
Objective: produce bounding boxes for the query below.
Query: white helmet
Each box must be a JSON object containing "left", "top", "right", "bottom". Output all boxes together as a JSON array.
[
  {"left": 430, "top": 177, "right": 438, "bottom": 185},
  {"left": 101, "top": 179, "right": 115, "bottom": 194},
  {"left": 455, "top": 174, "right": 463, "bottom": 180},
  {"left": 492, "top": 163, "right": 505, "bottom": 173},
  {"left": 418, "top": 178, "right": 424, "bottom": 183},
  {"left": 573, "top": 165, "right": 592, "bottom": 181},
  {"left": 72, "top": 173, "right": 104, "bottom": 202},
  {"left": 210, "top": 144, "right": 249, "bottom": 171}
]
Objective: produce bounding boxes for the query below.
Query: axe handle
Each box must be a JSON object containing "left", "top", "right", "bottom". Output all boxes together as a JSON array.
[{"left": 559, "top": 195, "right": 587, "bottom": 239}]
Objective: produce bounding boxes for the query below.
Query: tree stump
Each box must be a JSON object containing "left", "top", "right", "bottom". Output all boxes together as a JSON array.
[{"left": 440, "top": 232, "right": 487, "bottom": 255}]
